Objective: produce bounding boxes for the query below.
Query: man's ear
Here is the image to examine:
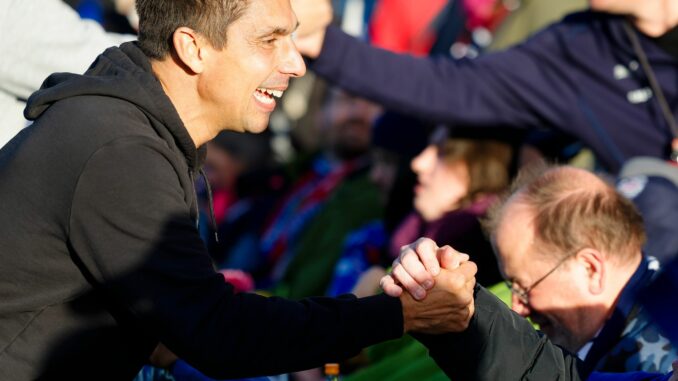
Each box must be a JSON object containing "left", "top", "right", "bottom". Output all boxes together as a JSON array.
[
  {"left": 171, "top": 27, "right": 206, "bottom": 74},
  {"left": 575, "top": 248, "right": 605, "bottom": 295}
]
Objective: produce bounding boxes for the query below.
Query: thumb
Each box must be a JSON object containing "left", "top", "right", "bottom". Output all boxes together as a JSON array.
[{"left": 438, "top": 246, "right": 469, "bottom": 269}]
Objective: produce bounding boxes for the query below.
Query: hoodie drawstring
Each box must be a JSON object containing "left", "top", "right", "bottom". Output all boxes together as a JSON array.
[{"left": 199, "top": 168, "right": 219, "bottom": 243}]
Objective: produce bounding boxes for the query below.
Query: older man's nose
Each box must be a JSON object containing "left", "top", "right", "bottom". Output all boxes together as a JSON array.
[{"left": 511, "top": 293, "right": 531, "bottom": 317}]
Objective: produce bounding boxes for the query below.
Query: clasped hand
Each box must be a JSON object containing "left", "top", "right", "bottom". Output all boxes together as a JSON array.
[{"left": 382, "top": 238, "right": 477, "bottom": 334}]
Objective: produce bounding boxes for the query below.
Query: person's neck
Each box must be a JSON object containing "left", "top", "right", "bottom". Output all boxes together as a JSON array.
[
  {"left": 603, "top": 253, "right": 643, "bottom": 318},
  {"left": 631, "top": 0, "right": 678, "bottom": 37},
  {"left": 151, "top": 57, "right": 215, "bottom": 148}
]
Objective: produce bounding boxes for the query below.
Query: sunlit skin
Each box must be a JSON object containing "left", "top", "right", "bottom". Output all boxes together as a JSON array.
[
  {"left": 588, "top": 0, "right": 678, "bottom": 37},
  {"left": 492, "top": 183, "right": 641, "bottom": 352},
  {"left": 152, "top": 0, "right": 306, "bottom": 147},
  {"left": 494, "top": 200, "right": 600, "bottom": 352},
  {"left": 411, "top": 144, "right": 470, "bottom": 222}
]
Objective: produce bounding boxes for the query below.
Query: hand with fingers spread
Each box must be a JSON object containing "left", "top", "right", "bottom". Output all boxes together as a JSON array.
[
  {"left": 381, "top": 237, "right": 470, "bottom": 300},
  {"left": 290, "top": 0, "right": 332, "bottom": 58},
  {"left": 400, "top": 259, "right": 477, "bottom": 334}
]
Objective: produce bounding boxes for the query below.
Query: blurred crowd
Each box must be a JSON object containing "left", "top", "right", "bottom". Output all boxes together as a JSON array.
[{"left": 1, "top": 0, "right": 677, "bottom": 380}]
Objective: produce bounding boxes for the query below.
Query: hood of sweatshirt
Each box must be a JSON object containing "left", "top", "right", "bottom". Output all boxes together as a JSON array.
[{"left": 24, "top": 41, "right": 203, "bottom": 170}]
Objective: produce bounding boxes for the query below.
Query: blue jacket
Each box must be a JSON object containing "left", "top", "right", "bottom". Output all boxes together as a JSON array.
[
  {"left": 589, "top": 371, "right": 672, "bottom": 381},
  {"left": 311, "top": 12, "right": 678, "bottom": 173}
]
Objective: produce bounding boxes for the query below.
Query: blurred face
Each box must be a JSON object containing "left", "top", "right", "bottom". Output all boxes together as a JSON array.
[
  {"left": 323, "top": 90, "right": 381, "bottom": 160},
  {"left": 201, "top": 0, "right": 305, "bottom": 134},
  {"left": 411, "top": 143, "right": 469, "bottom": 222},
  {"left": 369, "top": 148, "right": 399, "bottom": 198},
  {"left": 494, "top": 200, "right": 599, "bottom": 353}
]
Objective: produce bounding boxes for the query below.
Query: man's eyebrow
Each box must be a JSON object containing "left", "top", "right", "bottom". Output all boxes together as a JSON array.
[{"left": 257, "top": 21, "right": 300, "bottom": 38}]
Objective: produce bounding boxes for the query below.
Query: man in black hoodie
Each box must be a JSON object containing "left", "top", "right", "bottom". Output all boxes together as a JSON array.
[{"left": 0, "top": 0, "right": 477, "bottom": 379}]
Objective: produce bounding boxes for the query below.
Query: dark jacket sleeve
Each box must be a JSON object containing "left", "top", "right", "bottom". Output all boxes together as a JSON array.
[
  {"left": 68, "top": 138, "right": 403, "bottom": 379},
  {"left": 415, "top": 286, "right": 585, "bottom": 381},
  {"left": 311, "top": 25, "right": 577, "bottom": 130}
]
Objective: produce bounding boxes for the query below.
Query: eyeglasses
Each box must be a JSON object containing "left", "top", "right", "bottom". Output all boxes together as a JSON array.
[{"left": 504, "top": 252, "right": 576, "bottom": 305}]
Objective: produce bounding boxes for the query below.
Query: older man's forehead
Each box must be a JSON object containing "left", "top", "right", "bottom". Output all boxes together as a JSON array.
[{"left": 495, "top": 201, "right": 539, "bottom": 276}]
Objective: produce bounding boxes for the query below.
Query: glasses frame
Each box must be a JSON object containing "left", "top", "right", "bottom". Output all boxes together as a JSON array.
[{"left": 505, "top": 251, "right": 577, "bottom": 305}]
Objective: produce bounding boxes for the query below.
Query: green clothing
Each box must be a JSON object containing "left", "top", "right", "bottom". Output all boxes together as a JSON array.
[
  {"left": 345, "top": 283, "right": 512, "bottom": 381},
  {"left": 274, "top": 173, "right": 383, "bottom": 299}
]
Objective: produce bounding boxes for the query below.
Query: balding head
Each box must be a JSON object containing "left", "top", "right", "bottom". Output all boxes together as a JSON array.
[{"left": 487, "top": 165, "right": 645, "bottom": 264}]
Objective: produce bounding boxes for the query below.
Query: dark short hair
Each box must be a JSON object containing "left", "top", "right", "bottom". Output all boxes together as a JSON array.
[{"left": 136, "top": 0, "right": 250, "bottom": 59}]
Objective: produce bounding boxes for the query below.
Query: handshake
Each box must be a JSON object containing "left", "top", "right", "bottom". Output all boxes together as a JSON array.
[{"left": 379, "top": 237, "right": 478, "bottom": 335}]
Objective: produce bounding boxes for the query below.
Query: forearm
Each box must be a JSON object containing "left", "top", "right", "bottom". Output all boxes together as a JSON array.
[
  {"left": 416, "top": 285, "right": 585, "bottom": 381},
  {"left": 69, "top": 141, "right": 403, "bottom": 379},
  {"left": 166, "top": 291, "right": 403, "bottom": 379},
  {"left": 310, "top": 26, "right": 560, "bottom": 128}
]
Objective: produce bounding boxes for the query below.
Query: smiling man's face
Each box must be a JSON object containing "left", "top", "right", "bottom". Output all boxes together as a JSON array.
[{"left": 200, "top": 0, "right": 306, "bottom": 134}]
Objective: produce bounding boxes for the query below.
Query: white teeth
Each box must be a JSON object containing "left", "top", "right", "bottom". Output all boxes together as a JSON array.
[
  {"left": 256, "top": 88, "right": 284, "bottom": 98},
  {"left": 253, "top": 90, "right": 274, "bottom": 105}
]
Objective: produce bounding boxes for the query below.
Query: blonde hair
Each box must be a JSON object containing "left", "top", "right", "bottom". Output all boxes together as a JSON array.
[{"left": 438, "top": 139, "right": 512, "bottom": 206}]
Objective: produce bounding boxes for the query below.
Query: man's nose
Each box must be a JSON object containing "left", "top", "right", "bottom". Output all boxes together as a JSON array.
[
  {"left": 511, "top": 293, "right": 531, "bottom": 317},
  {"left": 280, "top": 37, "right": 306, "bottom": 78}
]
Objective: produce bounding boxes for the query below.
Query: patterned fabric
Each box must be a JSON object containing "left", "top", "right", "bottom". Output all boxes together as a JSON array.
[
  {"left": 597, "top": 309, "right": 677, "bottom": 373},
  {"left": 260, "top": 156, "right": 364, "bottom": 283},
  {"left": 586, "top": 257, "right": 678, "bottom": 374}
]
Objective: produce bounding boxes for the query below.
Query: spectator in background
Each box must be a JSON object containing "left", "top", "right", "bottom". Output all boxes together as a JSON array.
[
  {"left": 330, "top": 125, "right": 512, "bottom": 301},
  {"left": 261, "top": 88, "right": 383, "bottom": 298},
  {"left": 0, "top": 0, "right": 135, "bottom": 147},
  {"left": 321, "top": 124, "right": 512, "bottom": 381},
  {"left": 298, "top": 0, "right": 678, "bottom": 173},
  {"left": 384, "top": 166, "right": 677, "bottom": 376},
  {"left": 325, "top": 112, "right": 430, "bottom": 298},
  {"left": 390, "top": 126, "right": 512, "bottom": 287},
  {"left": 199, "top": 130, "right": 283, "bottom": 274},
  {"left": 294, "top": 0, "right": 678, "bottom": 264}
]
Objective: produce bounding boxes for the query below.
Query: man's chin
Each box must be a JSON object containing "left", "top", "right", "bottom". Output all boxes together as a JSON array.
[{"left": 243, "top": 118, "right": 270, "bottom": 134}]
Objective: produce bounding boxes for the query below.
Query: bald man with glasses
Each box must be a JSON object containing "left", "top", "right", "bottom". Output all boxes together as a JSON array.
[{"left": 383, "top": 165, "right": 677, "bottom": 375}]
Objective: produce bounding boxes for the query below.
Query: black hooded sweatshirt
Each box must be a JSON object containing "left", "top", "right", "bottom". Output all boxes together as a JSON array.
[{"left": 0, "top": 42, "right": 403, "bottom": 380}]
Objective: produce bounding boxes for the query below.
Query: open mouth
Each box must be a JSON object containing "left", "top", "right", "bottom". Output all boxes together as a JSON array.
[{"left": 253, "top": 87, "right": 284, "bottom": 105}]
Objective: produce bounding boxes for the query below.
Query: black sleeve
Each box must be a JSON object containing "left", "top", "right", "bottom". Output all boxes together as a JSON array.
[
  {"left": 415, "top": 286, "right": 585, "bottom": 381},
  {"left": 68, "top": 137, "right": 403, "bottom": 379}
]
